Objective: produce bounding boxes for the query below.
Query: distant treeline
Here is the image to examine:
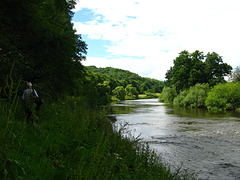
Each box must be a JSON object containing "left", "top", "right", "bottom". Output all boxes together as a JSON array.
[
  {"left": 86, "top": 66, "right": 164, "bottom": 94},
  {"left": 85, "top": 66, "right": 164, "bottom": 102}
]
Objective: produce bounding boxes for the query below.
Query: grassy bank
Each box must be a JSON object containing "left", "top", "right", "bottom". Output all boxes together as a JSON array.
[
  {"left": 0, "top": 94, "right": 188, "bottom": 179},
  {"left": 138, "top": 93, "right": 160, "bottom": 99},
  {"left": 112, "top": 93, "right": 160, "bottom": 101}
]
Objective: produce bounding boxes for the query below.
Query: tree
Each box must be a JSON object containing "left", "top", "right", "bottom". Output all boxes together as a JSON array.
[
  {"left": 205, "top": 52, "right": 232, "bottom": 86},
  {"left": 80, "top": 71, "right": 112, "bottom": 107},
  {"left": 165, "top": 50, "right": 232, "bottom": 93},
  {"left": 112, "top": 86, "right": 126, "bottom": 100},
  {"left": 229, "top": 66, "right": 240, "bottom": 82},
  {"left": 86, "top": 66, "right": 164, "bottom": 94},
  {"left": 125, "top": 84, "right": 138, "bottom": 99},
  {"left": 96, "top": 81, "right": 111, "bottom": 105},
  {"left": 165, "top": 50, "right": 205, "bottom": 93},
  {"left": 0, "top": 0, "right": 87, "bottom": 97},
  {"left": 188, "top": 51, "right": 206, "bottom": 87},
  {"left": 159, "top": 86, "right": 177, "bottom": 103}
]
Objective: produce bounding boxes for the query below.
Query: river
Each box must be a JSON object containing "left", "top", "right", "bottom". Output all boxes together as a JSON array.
[{"left": 109, "top": 99, "right": 240, "bottom": 180}]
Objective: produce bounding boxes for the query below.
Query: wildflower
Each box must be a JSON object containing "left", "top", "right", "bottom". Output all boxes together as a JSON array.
[{"left": 114, "top": 153, "right": 122, "bottom": 160}]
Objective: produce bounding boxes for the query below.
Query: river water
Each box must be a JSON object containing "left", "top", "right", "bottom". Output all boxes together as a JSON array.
[{"left": 109, "top": 99, "right": 240, "bottom": 180}]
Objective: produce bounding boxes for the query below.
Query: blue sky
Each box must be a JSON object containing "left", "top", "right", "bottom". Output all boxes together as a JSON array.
[
  {"left": 73, "top": 9, "right": 110, "bottom": 58},
  {"left": 72, "top": 0, "right": 240, "bottom": 80}
]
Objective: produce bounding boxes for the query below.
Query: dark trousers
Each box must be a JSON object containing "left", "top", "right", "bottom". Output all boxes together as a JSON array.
[{"left": 25, "top": 110, "right": 33, "bottom": 123}]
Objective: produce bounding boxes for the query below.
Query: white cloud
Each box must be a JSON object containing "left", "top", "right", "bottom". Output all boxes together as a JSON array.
[{"left": 74, "top": 0, "right": 240, "bottom": 80}]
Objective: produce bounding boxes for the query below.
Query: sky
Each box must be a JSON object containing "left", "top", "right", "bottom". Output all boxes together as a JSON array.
[{"left": 72, "top": 0, "right": 240, "bottom": 80}]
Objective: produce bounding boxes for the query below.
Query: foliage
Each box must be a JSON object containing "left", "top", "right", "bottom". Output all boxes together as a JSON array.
[
  {"left": 0, "top": 71, "right": 21, "bottom": 179},
  {"left": 173, "top": 90, "right": 189, "bottom": 107},
  {"left": 112, "top": 86, "right": 126, "bottom": 100},
  {"left": 173, "top": 84, "right": 210, "bottom": 108},
  {"left": 0, "top": 0, "right": 87, "bottom": 98},
  {"left": 80, "top": 69, "right": 111, "bottom": 107},
  {"left": 205, "top": 82, "right": 240, "bottom": 110},
  {"left": 165, "top": 50, "right": 232, "bottom": 93},
  {"left": 0, "top": 82, "right": 182, "bottom": 180},
  {"left": 205, "top": 52, "right": 232, "bottom": 86},
  {"left": 125, "top": 84, "right": 139, "bottom": 99},
  {"left": 159, "top": 86, "right": 177, "bottom": 103},
  {"left": 229, "top": 66, "right": 240, "bottom": 82},
  {"left": 84, "top": 66, "right": 163, "bottom": 102},
  {"left": 86, "top": 66, "right": 164, "bottom": 94}
]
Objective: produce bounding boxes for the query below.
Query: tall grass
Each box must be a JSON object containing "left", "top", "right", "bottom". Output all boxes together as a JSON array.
[{"left": 0, "top": 80, "right": 189, "bottom": 179}]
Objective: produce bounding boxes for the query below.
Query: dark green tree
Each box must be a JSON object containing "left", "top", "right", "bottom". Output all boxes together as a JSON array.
[
  {"left": 165, "top": 50, "right": 232, "bottom": 93},
  {"left": 205, "top": 52, "right": 232, "bottom": 86},
  {"left": 0, "top": 0, "right": 87, "bottom": 97},
  {"left": 188, "top": 50, "right": 206, "bottom": 86},
  {"left": 165, "top": 50, "right": 203, "bottom": 93}
]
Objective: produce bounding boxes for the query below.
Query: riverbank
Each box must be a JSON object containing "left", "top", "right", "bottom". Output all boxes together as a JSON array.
[
  {"left": 112, "top": 93, "right": 160, "bottom": 102},
  {"left": 0, "top": 96, "right": 186, "bottom": 179}
]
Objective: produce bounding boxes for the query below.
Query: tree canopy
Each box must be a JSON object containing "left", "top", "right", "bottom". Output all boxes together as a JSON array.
[
  {"left": 86, "top": 66, "right": 164, "bottom": 94},
  {"left": 0, "top": 0, "right": 87, "bottom": 97},
  {"left": 165, "top": 50, "right": 232, "bottom": 93}
]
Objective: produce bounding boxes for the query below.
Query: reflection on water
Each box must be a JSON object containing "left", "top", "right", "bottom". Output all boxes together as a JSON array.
[
  {"left": 109, "top": 99, "right": 240, "bottom": 180},
  {"left": 166, "top": 105, "right": 240, "bottom": 120},
  {"left": 108, "top": 104, "right": 133, "bottom": 114}
]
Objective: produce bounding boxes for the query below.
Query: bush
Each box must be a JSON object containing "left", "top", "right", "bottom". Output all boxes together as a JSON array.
[
  {"left": 205, "top": 82, "right": 240, "bottom": 110},
  {"left": 112, "top": 86, "right": 126, "bottom": 100},
  {"left": 174, "top": 83, "right": 209, "bottom": 108},
  {"left": 125, "top": 84, "right": 138, "bottom": 99},
  {"left": 159, "top": 86, "right": 177, "bottom": 103},
  {"left": 173, "top": 90, "right": 189, "bottom": 107}
]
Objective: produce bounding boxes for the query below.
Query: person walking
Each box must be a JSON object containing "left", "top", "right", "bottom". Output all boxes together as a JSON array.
[{"left": 21, "top": 82, "right": 40, "bottom": 124}]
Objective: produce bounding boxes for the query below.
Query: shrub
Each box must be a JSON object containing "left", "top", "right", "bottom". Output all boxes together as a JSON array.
[
  {"left": 173, "top": 84, "right": 209, "bottom": 108},
  {"left": 183, "top": 83, "right": 209, "bottom": 108},
  {"left": 159, "top": 86, "right": 177, "bottom": 103},
  {"left": 112, "top": 86, "right": 126, "bottom": 100},
  {"left": 125, "top": 84, "right": 138, "bottom": 99},
  {"left": 173, "top": 90, "right": 188, "bottom": 107},
  {"left": 205, "top": 82, "right": 240, "bottom": 110}
]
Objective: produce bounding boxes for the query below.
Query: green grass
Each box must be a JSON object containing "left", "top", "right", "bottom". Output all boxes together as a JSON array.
[
  {"left": 138, "top": 93, "right": 159, "bottom": 99},
  {"left": 1, "top": 92, "right": 191, "bottom": 179},
  {"left": 112, "top": 93, "right": 160, "bottom": 101}
]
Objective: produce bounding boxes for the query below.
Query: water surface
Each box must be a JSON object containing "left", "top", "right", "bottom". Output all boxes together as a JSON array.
[{"left": 110, "top": 99, "right": 240, "bottom": 180}]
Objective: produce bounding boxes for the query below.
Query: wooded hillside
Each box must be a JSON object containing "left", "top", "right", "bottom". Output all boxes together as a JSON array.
[{"left": 86, "top": 66, "right": 164, "bottom": 94}]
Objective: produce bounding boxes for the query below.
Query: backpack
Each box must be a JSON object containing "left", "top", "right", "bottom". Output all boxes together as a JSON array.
[{"left": 31, "top": 89, "right": 42, "bottom": 110}]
